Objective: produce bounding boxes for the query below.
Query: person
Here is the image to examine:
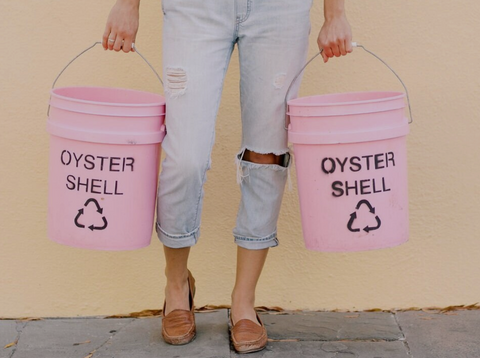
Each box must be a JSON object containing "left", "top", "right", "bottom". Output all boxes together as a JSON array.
[{"left": 103, "top": 0, "right": 351, "bottom": 353}]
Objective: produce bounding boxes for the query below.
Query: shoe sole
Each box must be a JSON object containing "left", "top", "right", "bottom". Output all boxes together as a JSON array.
[
  {"left": 163, "top": 332, "right": 196, "bottom": 346},
  {"left": 228, "top": 325, "right": 267, "bottom": 354},
  {"left": 232, "top": 344, "right": 267, "bottom": 354}
]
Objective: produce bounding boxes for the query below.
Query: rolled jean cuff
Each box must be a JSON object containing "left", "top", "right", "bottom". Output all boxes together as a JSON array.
[
  {"left": 156, "top": 223, "right": 199, "bottom": 248},
  {"left": 233, "top": 231, "right": 279, "bottom": 250}
]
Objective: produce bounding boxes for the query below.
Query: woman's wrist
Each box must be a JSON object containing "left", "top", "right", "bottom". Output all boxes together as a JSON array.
[
  {"left": 324, "top": 0, "right": 345, "bottom": 21},
  {"left": 117, "top": 0, "right": 141, "bottom": 9}
]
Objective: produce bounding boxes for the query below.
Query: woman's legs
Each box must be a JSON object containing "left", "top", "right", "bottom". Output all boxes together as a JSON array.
[
  {"left": 231, "top": 151, "right": 283, "bottom": 324},
  {"left": 161, "top": 247, "right": 196, "bottom": 345},
  {"left": 163, "top": 246, "right": 191, "bottom": 314},
  {"left": 162, "top": 153, "right": 283, "bottom": 322},
  {"left": 231, "top": 247, "right": 269, "bottom": 324},
  {"left": 159, "top": 1, "right": 236, "bottom": 343},
  {"left": 231, "top": 0, "right": 312, "bottom": 326},
  {"left": 159, "top": 0, "right": 311, "bottom": 342},
  {"left": 159, "top": 0, "right": 236, "bottom": 310}
]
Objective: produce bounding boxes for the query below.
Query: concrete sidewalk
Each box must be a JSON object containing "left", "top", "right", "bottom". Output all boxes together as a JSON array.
[{"left": 1, "top": 309, "right": 479, "bottom": 358}]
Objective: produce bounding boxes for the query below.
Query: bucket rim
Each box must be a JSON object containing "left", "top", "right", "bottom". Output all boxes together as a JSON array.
[
  {"left": 288, "top": 91, "right": 405, "bottom": 107},
  {"left": 47, "top": 120, "right": 166, "bottom": 145},
  {"left": 286, "top": 104, "right": 406, "bottom": 118},
  {"left": 50, "top": 86, "right": 165, "bottom": 108}
]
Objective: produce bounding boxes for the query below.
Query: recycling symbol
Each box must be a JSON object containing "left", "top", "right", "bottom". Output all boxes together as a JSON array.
[
  {"left": 347, "top": 199, "right": 381, "bottom": 233},
  {"left": 74, "top": 198, "right": 108, "bottom": 231}
]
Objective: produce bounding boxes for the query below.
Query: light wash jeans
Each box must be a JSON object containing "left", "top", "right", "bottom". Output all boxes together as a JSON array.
[{"left": 156, "top": 0, "right": 312, "bottom": 250}]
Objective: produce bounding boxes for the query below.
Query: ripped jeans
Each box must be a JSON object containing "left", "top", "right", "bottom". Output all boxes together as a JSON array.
[{"left": 156, "top": 0, "right": 312, "bottom": 250}]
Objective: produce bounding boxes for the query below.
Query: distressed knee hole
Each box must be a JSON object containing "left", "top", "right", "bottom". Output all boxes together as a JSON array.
[
  {"left": 243, "top": 149, "right": 288, "bottom": 166},
  {"left": 235, "top": 148, "right": 292, "bottom": 186},
  {"left": 166, "top": 67, "right": 187, "bottom": 98}
]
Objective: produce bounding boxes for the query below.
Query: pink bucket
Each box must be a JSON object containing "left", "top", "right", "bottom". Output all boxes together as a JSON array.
[
  {"left": 47, "top": 86, "right": 165, "bottom": 250},
  {"left": 288, "top": 91, "right": 409, "bottom": 252}
]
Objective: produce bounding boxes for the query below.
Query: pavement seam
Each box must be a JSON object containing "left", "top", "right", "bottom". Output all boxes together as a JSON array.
[
  {"left": 270, "top": 338, "right": 408, "bottom": 343},
  {"left": 7, "top": 320, "right": 29, "bottom": 358},
  {"left": 86, "top": 318, "right": 135, "bottom": 357},
  {"left": 393, "top": 311, "right": 413, "bottom": 357}
]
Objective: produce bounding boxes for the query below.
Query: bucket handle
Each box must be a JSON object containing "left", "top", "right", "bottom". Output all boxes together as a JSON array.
[
  {"left": 48, "top": 41, "right": 163, "bottom": 116},
  {"left": 284, "top": 43, "right": 413, "bottom": 130}
]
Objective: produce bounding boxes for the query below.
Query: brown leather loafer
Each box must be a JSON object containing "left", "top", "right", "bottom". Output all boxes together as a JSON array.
[
  {"left": 161, "top": 270, "right": 196, "bottom": 345},
  {"left": 230, "top": 312, "right": 268, "bottom": 354}
]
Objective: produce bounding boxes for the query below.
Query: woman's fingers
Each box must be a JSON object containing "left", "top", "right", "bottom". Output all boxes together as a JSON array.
[
  {"left": 345, "top": 40, "right": 353, "bottom": 54},
  {"left": 331, "top": 43, "right": 341, "bottom": 57},
  {"left": 339, "top": 40, "right": 347, "bottom": 56},
  {"left": 319, "top": 37, "right": 348, "bottom": 58},
  {"left": 320, "top": 42, "right": 334, "bottom": 62},
  {"left": 113, "top": 36, "right": 124, "bottom": 52},
  {"left": 122, "top": 38, "right": 134, "bottom": 53},
  {"left": 104, "top": 30, "right": 135, "bottom": 53},
  {"left": 102, "top": 1, "right": 139, "bottom": 53},
  {"left": 102, "top": 26, "right": 111, "bottom": 50},
  {"left": 321, "top": 51, "right": 329, "bottom": 63},
  {"left": 107, "top": 32, "right": 117, "bottom": 50}
]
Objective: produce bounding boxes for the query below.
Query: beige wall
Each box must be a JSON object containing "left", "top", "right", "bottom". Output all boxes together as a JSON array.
[{"left": 1, "top": 0, "right": 480, "bottom": 318}]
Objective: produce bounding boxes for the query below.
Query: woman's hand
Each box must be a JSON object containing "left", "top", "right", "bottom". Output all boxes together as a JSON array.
[
  {"left": 102, "top": 0, "right": 140, "bottom": 53},
  {"left": 317, "top": 1, "right": 352, "bottom": 63}
]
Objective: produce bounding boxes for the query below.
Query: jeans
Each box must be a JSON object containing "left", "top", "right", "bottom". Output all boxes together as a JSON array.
[{"left": 156, "top": 0, "right": 312, "bottom": 249}]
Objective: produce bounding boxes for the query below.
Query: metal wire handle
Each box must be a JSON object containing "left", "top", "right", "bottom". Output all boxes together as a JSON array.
[
  {"left": 284, "top": 42, "right": 414, "bottom": 130},
  {"left": 48, "top": 41, "right": 163, "bottom": 116}
]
